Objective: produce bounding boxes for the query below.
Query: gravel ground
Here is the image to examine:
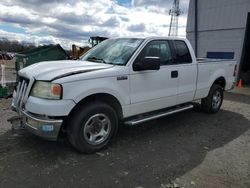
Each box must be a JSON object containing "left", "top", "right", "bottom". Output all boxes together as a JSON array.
[
  {"left": 0, "top": 92, "right": 249, "bottom": 188},
  {"left": 0, "top": 98, "right": 16, "bottom": 133}
]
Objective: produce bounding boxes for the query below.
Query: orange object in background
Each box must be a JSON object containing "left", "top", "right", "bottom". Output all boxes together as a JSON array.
[
  {"left": 71, "top": 36, "right": 108, "bottom": 60},
  {"left": 237, "top": 79, "right": 243, "bottom": 88},
  {"left": 72, "top": 44, "right": 91, "bottom": 60}
]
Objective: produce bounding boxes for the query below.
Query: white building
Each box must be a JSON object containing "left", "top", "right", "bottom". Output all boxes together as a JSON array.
[{"left": 187, "top": 0, "right": 250, "bottom": 84}]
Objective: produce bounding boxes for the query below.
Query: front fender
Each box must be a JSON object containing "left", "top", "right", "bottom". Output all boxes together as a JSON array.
[{"left": 61, "top": 76, "right": 130, "bottom": 109}]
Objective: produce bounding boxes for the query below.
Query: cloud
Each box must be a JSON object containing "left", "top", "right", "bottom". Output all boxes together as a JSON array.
[
  {"left": 101, "top": 17, "right": 120, "bottom": 27},
  {"left": 54, "top": 13, "right": 95, "bottom": 25},
  {"left": 5, "top": 0, "right": 76, "bottom": 10},
  {"left": 132, "top": 0, "right": 189, "bottom": 14},
  {"left": 0, "top": 0, "right": 190, "bottom": 49},
  {"left": 132, "top": 0, "right": 172, "bottom": 7},
  {"left": 127, "top": 23, "right": 146, "bottom": 32}
]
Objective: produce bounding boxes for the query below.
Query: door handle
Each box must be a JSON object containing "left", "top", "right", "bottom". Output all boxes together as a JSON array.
[
  {"left": 171, "top": 71, "right": 178, "bottom": 78},
  {"left": 117, "top": 75, "right": 128, "bottom": 80}
]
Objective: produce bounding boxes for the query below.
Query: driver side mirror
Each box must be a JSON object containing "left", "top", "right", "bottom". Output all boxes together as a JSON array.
[{"left": 133, "top": 56, "right": 160, "bottom": 71}]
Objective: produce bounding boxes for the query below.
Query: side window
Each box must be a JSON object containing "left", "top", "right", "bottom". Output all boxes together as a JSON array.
[
  {"left": 174, "top": 40, "right": 192, "bottom": 64},
  {"left": 135, "top": 40, "right": 173, "bottom": 66}
]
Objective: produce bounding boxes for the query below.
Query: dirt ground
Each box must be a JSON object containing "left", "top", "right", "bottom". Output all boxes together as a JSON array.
[{"left": 0, "top": 92, "right": 249, "bottom": 188}]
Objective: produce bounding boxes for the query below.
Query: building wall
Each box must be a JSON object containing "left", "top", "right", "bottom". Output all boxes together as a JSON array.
[
  {"left": 187, "top": 0, "right": 250, "bottom": 62},
  {"left": 188, "top": 29, "right": 245, "bottom": 60},
  {"left": 187, "top": 0, "right": 250, "bottom": 32}
]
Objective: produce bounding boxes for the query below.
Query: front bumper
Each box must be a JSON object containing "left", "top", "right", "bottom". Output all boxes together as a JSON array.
[
  {"left": 12, "top": 78, "right": 66, "bottom": 140},
  {"left": 20, "top": 110, "right": 63, "bottom": 141}
]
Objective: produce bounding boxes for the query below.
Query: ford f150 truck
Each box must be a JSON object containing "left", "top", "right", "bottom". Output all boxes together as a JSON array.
[{"left": 12, "top": 37, "right": 237, "bottom": 153}]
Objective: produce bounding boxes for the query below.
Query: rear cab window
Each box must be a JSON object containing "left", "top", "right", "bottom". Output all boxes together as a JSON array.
[{"left": 173, "top": 40, "right": 192, "bottom": 64}]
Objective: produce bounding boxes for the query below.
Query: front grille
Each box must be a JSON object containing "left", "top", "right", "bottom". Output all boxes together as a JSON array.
[{"left": 15, "top": 77, "right": 30, "bottom": 112}]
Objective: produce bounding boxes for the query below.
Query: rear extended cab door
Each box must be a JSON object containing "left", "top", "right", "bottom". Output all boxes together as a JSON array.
[{"left": 170, "top": 40, "right": 198, "bottom": 104}]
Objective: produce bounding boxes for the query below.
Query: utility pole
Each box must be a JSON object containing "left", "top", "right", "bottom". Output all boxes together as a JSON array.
[{"left": 168, "top": 0, "right": 182, "bottom": 37}]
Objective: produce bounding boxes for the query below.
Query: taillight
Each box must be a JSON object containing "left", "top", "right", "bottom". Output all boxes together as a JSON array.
[{"left": 233, "top": 64, "right": 237, "bottom": 77}]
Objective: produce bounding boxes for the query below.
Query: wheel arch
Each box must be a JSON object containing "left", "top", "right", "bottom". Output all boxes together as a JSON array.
[
  {"left": 68, "top": 93, "right": 123, "bottom": 120},
  {"left": 212, "top": 76, "right": 226, "bottom": 90}
]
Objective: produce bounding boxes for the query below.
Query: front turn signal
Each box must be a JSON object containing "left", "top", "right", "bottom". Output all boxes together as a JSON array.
[{"left": 52, "top": 84, "right": 62, "bottom": 97}]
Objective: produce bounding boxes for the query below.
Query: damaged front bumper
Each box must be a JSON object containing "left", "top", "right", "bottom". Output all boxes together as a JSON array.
[
  {"left": 12, "top": 105, "right": 63, "bottom": 140},
  {"left": 22, "top": 111, "right": 63, "bottom": 140}
]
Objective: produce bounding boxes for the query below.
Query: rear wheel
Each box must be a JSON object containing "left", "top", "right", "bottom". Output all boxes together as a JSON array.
[
  {"left": 201, "top": 84, "right": 223, "bottom": 113},
  {"left": 67, "top": 102, "right": 118, "bottom": 153}
]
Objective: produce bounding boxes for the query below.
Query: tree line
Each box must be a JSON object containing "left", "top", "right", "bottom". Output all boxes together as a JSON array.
[{"left": 0, "top": 38, "right": 36, "bottom": 53}]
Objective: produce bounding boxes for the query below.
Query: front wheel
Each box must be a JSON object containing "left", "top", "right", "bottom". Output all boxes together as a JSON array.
[
  {"left": 67, "top": 102, "right": 118, "bottom": 153},
  {"left": 201, "top": 84, "right": 224, "bottom": 113}
]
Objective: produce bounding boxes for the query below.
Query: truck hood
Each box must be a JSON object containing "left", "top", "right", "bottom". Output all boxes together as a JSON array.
[{"left": 19, "top": 60, "right": 114, "bottom": 81}]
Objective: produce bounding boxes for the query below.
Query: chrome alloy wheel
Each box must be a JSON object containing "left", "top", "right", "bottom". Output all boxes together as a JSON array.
[
  {"left": 212, "top": 90, "right": 222, "bottom": 109},
  {"left": 83, "top": 114, "right": 111, "bottom": 145}
]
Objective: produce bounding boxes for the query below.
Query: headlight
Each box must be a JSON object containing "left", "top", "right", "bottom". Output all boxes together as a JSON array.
[{"left": 30, "top": 81, "right": 62, "bottom": 100}]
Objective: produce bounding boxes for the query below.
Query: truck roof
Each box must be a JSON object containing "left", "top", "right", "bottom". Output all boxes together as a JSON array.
[{"left": 112, "top": 36, "right": 187, "bottom": 40}]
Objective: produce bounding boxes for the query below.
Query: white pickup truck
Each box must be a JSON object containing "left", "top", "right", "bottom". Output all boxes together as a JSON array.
[{"left": 12, "top": 37, "right": 237, "bottom": 153}]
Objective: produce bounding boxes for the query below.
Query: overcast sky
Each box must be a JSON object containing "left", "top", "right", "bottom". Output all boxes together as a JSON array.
[{"left": 0, "top": 0, "right": 190, "bottom": 49}]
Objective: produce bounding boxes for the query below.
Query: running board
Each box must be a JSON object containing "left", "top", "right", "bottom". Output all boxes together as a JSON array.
[{"left": 125, "top": 104, "right": 194, "bottom": 126}]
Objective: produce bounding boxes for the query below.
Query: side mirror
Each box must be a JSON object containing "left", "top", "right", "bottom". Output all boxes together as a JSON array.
[{"left": 133, "top": 56, "right": 160, "bottom": 71}]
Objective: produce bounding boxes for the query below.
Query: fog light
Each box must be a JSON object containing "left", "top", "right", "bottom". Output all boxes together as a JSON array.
[{"left": 42, "top": 125, "right": 54, "bottom": 132}]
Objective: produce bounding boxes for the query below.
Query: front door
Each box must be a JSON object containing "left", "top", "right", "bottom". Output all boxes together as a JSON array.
[{"left": 129, "top": 40, "right": 178, "bottom": 115}]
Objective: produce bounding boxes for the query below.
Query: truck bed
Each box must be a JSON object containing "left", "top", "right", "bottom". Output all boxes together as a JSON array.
[
  {"left": 194, "top": 58, "right": 236, "bottom": 100},
  {"left": 197, "top": 58, "right": 235, "bottom": 63}
]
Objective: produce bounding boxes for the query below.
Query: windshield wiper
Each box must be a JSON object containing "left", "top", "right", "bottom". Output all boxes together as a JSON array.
[{"left": 86, "top": 56, "right": 107, "bottom": 64}]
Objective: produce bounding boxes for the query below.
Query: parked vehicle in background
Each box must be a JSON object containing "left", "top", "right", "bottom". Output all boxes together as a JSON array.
[
  {"left": 12, "top": 37, "right": 237, "bottom": 153},
  {"left": 71, "top": 36, "right": 108, "bottom": 60}
]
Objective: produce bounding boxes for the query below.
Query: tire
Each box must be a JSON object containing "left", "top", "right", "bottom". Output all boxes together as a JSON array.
[
  {"left": 67, "top": 101, "right": 118, "bottom": 154},
  {"left": 201, "top": 84, "right": 224, "bottom": 113}
]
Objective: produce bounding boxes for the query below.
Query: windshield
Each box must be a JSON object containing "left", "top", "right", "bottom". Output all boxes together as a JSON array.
[{"left": 80, "top": 38, "right": 143, "bottom": 65}]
